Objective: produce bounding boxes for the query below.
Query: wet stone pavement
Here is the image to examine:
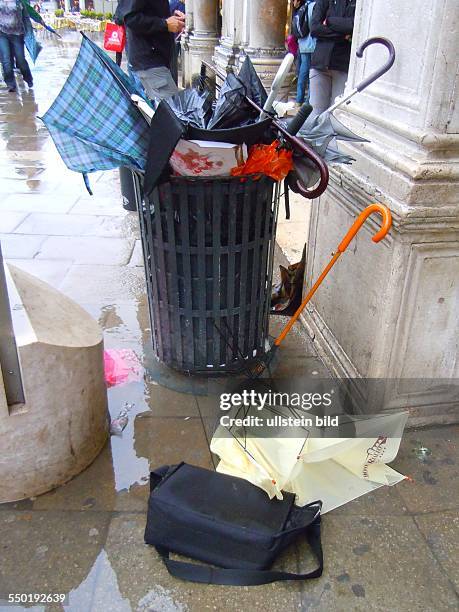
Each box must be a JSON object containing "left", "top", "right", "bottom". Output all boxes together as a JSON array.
[{"left": 0, "top": 31, "right": 458, "bottom": 612}]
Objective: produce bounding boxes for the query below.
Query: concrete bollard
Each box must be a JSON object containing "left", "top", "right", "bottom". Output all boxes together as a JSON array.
[{"left": 0, "top": 265, "right": 109, "bottom": 503}]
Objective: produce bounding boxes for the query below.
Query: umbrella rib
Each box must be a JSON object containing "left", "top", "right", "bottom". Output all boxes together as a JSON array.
[{"left": 80, "top": 32, "right": 148, "bottom": 123}]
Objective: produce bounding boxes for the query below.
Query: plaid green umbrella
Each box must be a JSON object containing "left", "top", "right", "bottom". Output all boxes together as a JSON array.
[{"left": 41, "top": 34, "right": 149, "bottom": 190}]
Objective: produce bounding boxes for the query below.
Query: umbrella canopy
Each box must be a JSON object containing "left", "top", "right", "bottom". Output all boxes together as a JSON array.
[
  {"left": 166, "top": 88, "right": 214, "bottom": 129},
  {"left": 287, "top": 111, "right": 367, "bottom": 192},
  {"left": 41, "top": 34, "right": 150, "bottom": 179},
  {"left": 211, "top": 409, "right": 408, "bottom": 513},
  {"left": 208, "top": 57, "right": 268, "bottom": 130}
]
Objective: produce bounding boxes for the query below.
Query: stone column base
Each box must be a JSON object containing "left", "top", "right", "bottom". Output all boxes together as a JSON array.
[
  {"left": 187, "top": 34, "right": 219, "bottom": 83},
  {"left": 240, "top": 47, "right": 290, "bottom": 93},
  {"left": 303, "top": 168, "right": 459, "bottom": 427}
]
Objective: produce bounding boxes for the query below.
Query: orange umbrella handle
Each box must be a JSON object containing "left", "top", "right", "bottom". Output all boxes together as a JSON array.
[
  {"left": 338, "top": 203, "right": 392, "bottom": 253},
  {"left": 274, "top": 203, "right": 392, "bottom": 349}
]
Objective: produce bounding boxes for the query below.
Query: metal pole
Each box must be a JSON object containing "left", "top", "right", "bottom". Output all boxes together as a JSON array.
[{"left": 0, "top": 242, "right": 25, "bottom": 408}]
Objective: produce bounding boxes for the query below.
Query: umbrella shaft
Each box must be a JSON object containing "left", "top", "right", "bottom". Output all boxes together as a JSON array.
[
  {"left": 327, "top": 87, "right": 358, "bottom": 114},
  {"left": 274, "top": 251, "right": 341, "bottom": 347}
]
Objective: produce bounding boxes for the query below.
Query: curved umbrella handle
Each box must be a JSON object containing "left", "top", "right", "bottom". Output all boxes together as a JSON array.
[
  {"left": 355, "top": 37, "right": 395, "bottom": 92},
  {"left": 338, "top": 203, "right": 392, "bottom": 253},
  {"left": 282, "top": 132, "right": 330, "bottom": 199}
]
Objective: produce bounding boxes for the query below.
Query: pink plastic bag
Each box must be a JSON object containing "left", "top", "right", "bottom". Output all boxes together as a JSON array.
[{"left": 104, "top": 349, "right": 142, "bottom": 387}]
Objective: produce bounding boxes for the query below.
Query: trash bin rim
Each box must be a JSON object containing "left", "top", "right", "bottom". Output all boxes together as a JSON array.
[{"left": 159, "top": 173, "right": 275, "bottom": 186}]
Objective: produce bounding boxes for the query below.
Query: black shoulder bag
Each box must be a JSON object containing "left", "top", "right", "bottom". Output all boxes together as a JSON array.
[{"left": 144, "top": 463, "right": 323, "bottom": 586}]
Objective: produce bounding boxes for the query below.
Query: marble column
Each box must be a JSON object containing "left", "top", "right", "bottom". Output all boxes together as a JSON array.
[
  {"left": 186, "top": 0, "right": 219, "bottom": 83},
  {"left": 213, "top": 0, "right": 247, "bottom": 79},
  {"left": 242, "top": 0, "right": 290, "bottom": 92},
  {"left": 214, "top": 0, "right": 291, "bottom": 91},
  {"left": 304, "top": 0, "right": 459, "bottom": 425}
]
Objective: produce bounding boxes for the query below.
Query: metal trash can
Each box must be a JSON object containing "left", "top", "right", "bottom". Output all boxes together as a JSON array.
[
  {"left": 119, "top": 166, "right": 143, "bottom": 211},
  {"left": 138, "top": 174, "right": 280, "bottom": 374}
]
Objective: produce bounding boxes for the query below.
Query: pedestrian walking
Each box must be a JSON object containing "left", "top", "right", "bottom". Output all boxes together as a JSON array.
[
  {"left": 116, "top": 0, "right": 185, "bottom": 101},
  {"left": 309, "top": 0, "right": 356, "bottom": 119},
  {"left": 0, "top": 0, "right": 34, "bottom": 93},
  {"left": 291, "top": 0, "right": 315, "bottom": 106}
]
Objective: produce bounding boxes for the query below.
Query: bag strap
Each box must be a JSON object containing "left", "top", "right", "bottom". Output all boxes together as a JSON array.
[{"left": 155, "top": 518, "right": 323, "bottom": 586}]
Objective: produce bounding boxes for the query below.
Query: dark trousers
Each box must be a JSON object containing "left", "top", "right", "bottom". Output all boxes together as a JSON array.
[
  {"left": 0, "top": 33, "right": 33, "bottom": 89},
  {"left": 296, "top": 52, "right": 312, "bottom": 104}
]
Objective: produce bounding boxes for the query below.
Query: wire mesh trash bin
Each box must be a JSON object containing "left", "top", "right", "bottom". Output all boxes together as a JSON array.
[{"left": 138, "top": 174, "right": 280, "bottom": 374}]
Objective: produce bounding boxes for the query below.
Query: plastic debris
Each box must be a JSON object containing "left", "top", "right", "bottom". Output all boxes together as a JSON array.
[
  {"left": 231, "top": 140, "right": 293, "bottom": 182},
  {"left": 104, "top": 349, "right": 142, "bottom": 387},
  {"left": 412, "top": 441, "right": 432, "bottom": 460},
  {"left": 110, "top": 402, "right": 134, "bottom": 436}
]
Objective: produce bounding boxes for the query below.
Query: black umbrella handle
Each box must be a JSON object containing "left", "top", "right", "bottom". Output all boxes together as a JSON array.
[
  {"left": 355, "top": 37, "right": 395, "bottom": 92},
  {"left": 286, "top": 103, "right": 313, "bottom": 136}
]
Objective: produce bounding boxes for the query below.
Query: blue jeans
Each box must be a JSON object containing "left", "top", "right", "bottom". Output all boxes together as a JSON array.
[
  {"left": 296, "top": 52, "right": 311, "bottom": 104},
  {"left": 0, "top": 33, "right": 33, "bottom": 90}
]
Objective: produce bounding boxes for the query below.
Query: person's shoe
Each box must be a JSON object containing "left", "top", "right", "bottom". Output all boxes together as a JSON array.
[
  {"left": 25, "top": 79, "right": 33, "bottom": 88},
  {"left": 8, "top": 86, "right": 17, "bottom": 93}
]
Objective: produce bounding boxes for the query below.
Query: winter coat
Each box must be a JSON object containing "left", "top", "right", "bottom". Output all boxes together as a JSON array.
[
  {"left": 310, "top": 0, "right": 356, "bottom": 72},
  {"left": 116, "top": 0, "right": 174, "bottom": 71}
]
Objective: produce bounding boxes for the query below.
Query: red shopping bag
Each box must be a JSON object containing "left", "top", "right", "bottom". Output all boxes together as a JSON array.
[{"left": 104, "top": 23, "right": 126, "bottom": 53}]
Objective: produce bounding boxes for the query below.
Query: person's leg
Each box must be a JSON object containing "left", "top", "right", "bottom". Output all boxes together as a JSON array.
[
  {"left": 308, "top": 68, "right": 332, "bottom": 120},
  {"left": 330, "top": 70, "right": 348, "bottom": 105},
  {"left": 134, "top": 66, "right": 179, "bottom": 101},
  {"left": 296, "top": 53, "right": 307, "bottom": 104},
  {"left": 0, "top": 34, "right": 16, "bottom": 91},
  {"left": 9, "top": 35, "right": 33, "bottom": 86},
  {"left": 304, "top": 53, "right": 312, "bottom": 103}
]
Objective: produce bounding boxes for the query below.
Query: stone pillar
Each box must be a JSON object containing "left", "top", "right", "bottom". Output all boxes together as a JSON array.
[
  {"left": 213, "top": 0, "right": 247, "bottom": 78},
  {"left": 242, "top": 0, "right": 289, "bottom": 91},
  {"left": 187, "top": 0, "right": 219, "bottom": 82},
  {"left": 304, "top": 0, "right": 459, "bottom": 425}
]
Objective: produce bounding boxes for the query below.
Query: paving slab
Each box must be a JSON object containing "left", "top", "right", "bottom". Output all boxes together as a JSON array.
[
  {"left": 0, "top": 193, "right": 79, "bottom": 213},
  {"left": 391, "top": 427, "right": 459, "bottom": 513},
  {"left": 70, "top": 196, "right": 127, "bottom": 217},
  {"left": 58, "top": 264, "right": 146, "bottom": 304},
  {"left": 93, "top": 214, "right": 140, "bottom": 239},
  {"left": 413, "top": 510, "right": 459, "bottom": 592},
  {"left": 7, "top": 258, "right": 73, "bottom": 288},
  {"left": 0, "top": 233, "right": 46, "bottom": 258},
  {"left": 0, "top": 211, "right": 28, "bottom": 233},
  {"left": 96, "top": 512, "right": 304, "bottom": 612},
  {"left": 0, "top": 510, "right": 111, "bottom": 601},
  {"left": 36, "top": 236, "right": 135, "bottom": 266},
  {"left": 299, "top": 514, "right": 458, "bottom": 612},
  {"left": 13, "top": 212, "right": 106, "bottom": 236}
]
